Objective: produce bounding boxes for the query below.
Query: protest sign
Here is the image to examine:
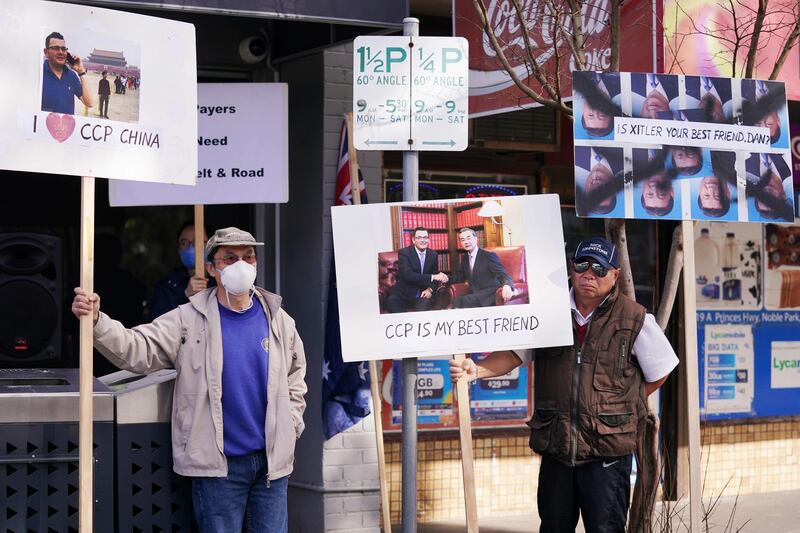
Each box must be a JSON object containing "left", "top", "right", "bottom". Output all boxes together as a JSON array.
[
  {"left": 0, "top": 0, "right": 197, "bottom": 184},
  {"left": 109, "top": 83, "right": 288, "bottom": 205},
  {"left": 572, "top": 71, "right": 794, "bottom": 223},
  {"left": 331, "top": 194, "right": 572, "bottom": 362}
]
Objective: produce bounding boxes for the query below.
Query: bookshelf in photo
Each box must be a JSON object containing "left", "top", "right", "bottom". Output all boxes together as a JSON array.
[{"left": 392, "top": 200, "right": 503, "bottom": 274}]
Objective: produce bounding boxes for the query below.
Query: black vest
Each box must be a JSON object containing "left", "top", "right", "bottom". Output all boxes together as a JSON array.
[{"left": 528, "top": 289, "right": 647, "bottom": 464}]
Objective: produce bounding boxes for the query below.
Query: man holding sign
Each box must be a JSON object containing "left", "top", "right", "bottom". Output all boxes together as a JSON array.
[
  {"left": 72, "top": 227, "right": 307, "bottom": 533},
  {"left": 451, "top": 238, "right": 678, "bottom": 532}
]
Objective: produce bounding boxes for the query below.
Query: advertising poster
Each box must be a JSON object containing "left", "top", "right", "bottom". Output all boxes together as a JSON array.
[
  {"left": 0, "top": 0, "right": 197, "bottom": 184},
  {"left": 770, "top": 342, "right": 800, "bottom": 389},
  {"left": 331, "top": 194, "right": 573, "bottom": 362},
  {"left": 663, "top": 0, "right": 800, "bottom": 101},
  {"left": 380, "top": 354, "right": 532, "bottom": 431},
  {"left": 573, "top": 71, "right": 794, "bottom": 223},
  {"left": 791, "top": 121, "right": 800, "bottom": 217},
  {"left": 703, "top": 324, "right": 754, "bottom": 414},
  {"left": 696, "top": 221, "right": 800, "bottom": 419},
  {"left": 109, "top": 83, "right": 289, "bottom": 206}
]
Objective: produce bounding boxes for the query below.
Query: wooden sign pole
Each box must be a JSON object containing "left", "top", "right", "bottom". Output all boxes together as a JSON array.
[
  {"left": 194, "top": 204, "right": 205, "bottom": 276},
  {"left": 679, "top": 220, "right": 702, "bottom": 531},
  {"left": 79, "top": 176, "right": 95, "bottom": 533},
  {"left": 453, "top": 353, "right": 479, "bottom": 533},
  {"left": 346, "top": 112, "right": 392, "bottom": 532}
]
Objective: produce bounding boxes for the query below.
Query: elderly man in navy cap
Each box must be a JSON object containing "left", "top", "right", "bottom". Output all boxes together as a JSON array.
[{"left": 451, "top": 237, "right": 678, "bottom": 533}]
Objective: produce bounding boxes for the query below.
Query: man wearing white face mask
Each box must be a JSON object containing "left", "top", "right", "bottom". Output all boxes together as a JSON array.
[{"left": 71, "top": 227, "right": 307, "bottom": 533}]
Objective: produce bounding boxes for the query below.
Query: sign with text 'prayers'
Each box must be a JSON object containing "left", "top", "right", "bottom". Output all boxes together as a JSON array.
[{"left": 110, "top": 83, "right": 288, "bottom": 206}]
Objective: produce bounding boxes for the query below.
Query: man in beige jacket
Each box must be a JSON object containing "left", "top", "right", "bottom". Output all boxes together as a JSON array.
[{"left": 72, "top": 227, "right": 307, "bottom": 533}]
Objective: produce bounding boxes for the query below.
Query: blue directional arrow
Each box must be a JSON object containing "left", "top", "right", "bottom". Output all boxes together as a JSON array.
[
  {"left": 421, "top": 140, "right": 456, "bottom": 147},
  {"left": 365, "top": 139, "right": 399, "bottom": 146}
]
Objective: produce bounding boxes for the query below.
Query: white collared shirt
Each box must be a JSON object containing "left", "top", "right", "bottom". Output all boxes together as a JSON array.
[
  {"left": 514, "top": 288, "right": 679, "bottom": 383},
  {"left": 468, "top": 248, "right": 478, "bottom": 271}
]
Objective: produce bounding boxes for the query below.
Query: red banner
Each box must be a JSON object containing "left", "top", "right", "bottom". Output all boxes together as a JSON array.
[{"left": 454, "top": 0, "right": 656, "bottom": 117}]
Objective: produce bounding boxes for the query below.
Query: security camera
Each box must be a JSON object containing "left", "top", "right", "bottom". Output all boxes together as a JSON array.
[{"left": 239, "top": 36, "right": 269, "bottom": 64}]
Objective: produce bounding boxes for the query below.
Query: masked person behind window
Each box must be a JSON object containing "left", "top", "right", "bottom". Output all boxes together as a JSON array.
[
  {"left": 72, "top": 227, "right": 307, "bottom": 533},
  {"left": 150, "top": 220, "right": 215, "bottom": 320}
]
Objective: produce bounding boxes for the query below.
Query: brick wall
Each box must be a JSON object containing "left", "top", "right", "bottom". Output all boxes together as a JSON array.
[
  {"left": 321, "top": 40, "right": 383, "bottom": 533},
  {"left": 699, "top": 418, "right": 800, "bottom": 497},
  {"left": 383, "top": 417, "right": 800, "bottom": 524}
]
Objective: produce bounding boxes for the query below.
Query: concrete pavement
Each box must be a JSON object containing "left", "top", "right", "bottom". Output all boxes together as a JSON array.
[{"left": 397, "top": 489, "right": 800, "bottom": 532}]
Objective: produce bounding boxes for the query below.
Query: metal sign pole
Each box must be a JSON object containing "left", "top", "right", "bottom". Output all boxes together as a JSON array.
[{"left": 401, "top": 19, "right": 420, "bottom": 533}]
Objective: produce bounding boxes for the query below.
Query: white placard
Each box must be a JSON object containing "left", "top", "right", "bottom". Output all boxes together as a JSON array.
[
  {"left": 614, "top": 118, "right": 771, "bottom": 151},
  {"left": 331, "top": 194, "right": 573, "bottom": 362},
  {"left": 109, "top": 83, "right": 288, "bottom": 206},
  {"left": 771, "top": 341, "right": 800, "bottom": 388},
  {"left": 0, "top": 0, "right": 197, "bottom": 184},
  {"left": 353, "top": 36, "right": 468, "bottom": 151},
  {"left": 703, "top": 324, "right": 754, "bottom": 413}
]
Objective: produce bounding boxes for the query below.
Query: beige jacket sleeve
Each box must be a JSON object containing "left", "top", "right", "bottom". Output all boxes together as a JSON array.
[
  {"left": 93, "top": 307, "right": 182, "bottom": 374},
  {"left": 287, "top": 321, "right": 308, "bottom": 439}
]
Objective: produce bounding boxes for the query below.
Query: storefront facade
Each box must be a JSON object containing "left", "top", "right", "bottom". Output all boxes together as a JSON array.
[{"left": 2, "top": 0, "right": 799, "bottom": 531}]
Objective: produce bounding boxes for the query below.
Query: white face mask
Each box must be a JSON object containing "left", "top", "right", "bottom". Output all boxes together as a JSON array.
[{"left": 217, "top": 260, "right": 257, "bottom": 296}]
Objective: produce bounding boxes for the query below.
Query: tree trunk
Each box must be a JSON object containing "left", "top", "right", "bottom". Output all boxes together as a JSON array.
[
  {"left": 605, "top": 219, "right": 635, "bottom": 299},
  {"left": 656, "top": 225, "right": 685, "bottom": 331}
]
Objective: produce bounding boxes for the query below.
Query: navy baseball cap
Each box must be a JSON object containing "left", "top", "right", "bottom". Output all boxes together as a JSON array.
[{"left": 573, "top": 237, "right": 619, "bottom": 269}]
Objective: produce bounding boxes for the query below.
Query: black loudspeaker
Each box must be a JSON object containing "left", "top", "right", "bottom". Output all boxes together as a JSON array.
[{"left": 0, "top": 233, "right": 62, "bottom": 365}]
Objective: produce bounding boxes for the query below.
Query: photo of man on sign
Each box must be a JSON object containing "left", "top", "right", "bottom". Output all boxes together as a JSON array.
[
  {"left": 41, "top": 31, "right": 93, "bottom": 115},
  {"left": 690, "top": 151, "right": 738, "bottom": 221},
  {"left": 378, "top": 199, "right": 528, "bottom": 314},
  {"left": 746, "top": 152, "right": 793, "bottom": 222},
  {"left": 741, "top": 79, "right": 788, "bottom": 149},
  {"left": 40, "top": 29, "right": 142, "bottom": 122},
  {"left": 575, "top": 146, "right": 624, "bottom": 218},
  {"left": 572, "top": 71, "right": 621, "bottom": 140},
  {"left": 632, "top": 148, "right": 681, "bottom": 219}
]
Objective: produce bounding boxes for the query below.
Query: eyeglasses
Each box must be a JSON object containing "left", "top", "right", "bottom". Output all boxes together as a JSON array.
[
  {"left": 212, "top": 253, "right": 257, "bottom": 267},
  {"left": 572, "top": 260, "right": 609, "bottom": 278},
  {"left": 47, "top": 46, "right": 69, "bottom": 52}
]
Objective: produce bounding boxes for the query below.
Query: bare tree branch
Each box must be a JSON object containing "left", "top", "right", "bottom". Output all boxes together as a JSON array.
[
  {"left": 770, "top": 4, "right": 800, "bottom": 78},
  {"left": 744, "top": 0, "right": 769, "bottom": 77},
  {"left": 470, "top": 0, "right": 571, "bottom": 114},
  {"left": 610, "top": 0, "right": 621, "bottom": 71}
]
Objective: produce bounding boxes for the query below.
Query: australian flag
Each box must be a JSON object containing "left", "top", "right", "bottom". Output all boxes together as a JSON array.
[{"left": 322, "top": 117, "right": 371, "bottom": 439}]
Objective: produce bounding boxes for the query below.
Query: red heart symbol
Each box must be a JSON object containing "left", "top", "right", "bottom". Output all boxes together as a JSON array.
[{"left": 46, "top": 113, "right": 76, "bottom": 143}]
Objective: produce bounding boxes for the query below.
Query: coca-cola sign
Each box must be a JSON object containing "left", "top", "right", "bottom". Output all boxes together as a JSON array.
[{"left": 454, "top": 0, "right": 655, "bottom": 117}]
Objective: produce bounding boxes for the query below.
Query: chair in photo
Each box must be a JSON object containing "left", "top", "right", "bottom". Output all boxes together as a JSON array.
[{"left": 447, "top": 246, "right": 529, "bottom": 307}]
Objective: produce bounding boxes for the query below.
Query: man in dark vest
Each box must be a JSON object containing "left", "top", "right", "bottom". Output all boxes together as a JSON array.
[{"left": 450, "top": 237, "right": 678, "bottom": 533}]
